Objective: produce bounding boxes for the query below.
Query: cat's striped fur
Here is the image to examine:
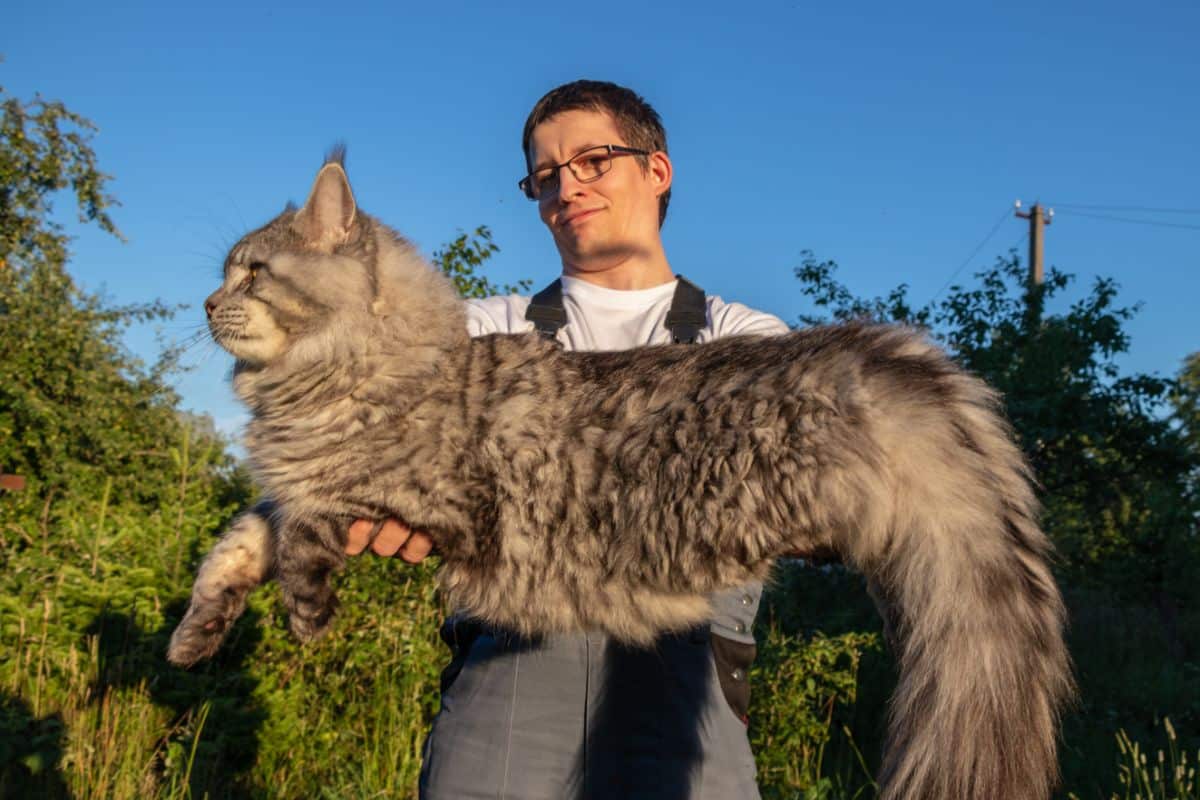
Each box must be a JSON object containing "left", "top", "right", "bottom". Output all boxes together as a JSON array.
[{"left": 169, "top": 155, "right": 1073, "bottom": 800}]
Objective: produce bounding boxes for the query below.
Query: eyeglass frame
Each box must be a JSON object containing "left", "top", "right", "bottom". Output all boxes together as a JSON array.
[{"left": 518, "top": 144, "right": 651, "bottom": 201}]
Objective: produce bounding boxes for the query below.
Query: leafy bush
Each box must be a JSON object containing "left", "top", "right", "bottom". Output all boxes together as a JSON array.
[
  {"left": 750, "top": 624, "right": 880, "bottom": 799},
  {"left": 796, "top": 251, "right": 1200, "bottom": 612}
]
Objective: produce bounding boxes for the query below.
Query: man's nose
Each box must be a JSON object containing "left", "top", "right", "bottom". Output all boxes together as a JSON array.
[{"left": 556, "top": 165, "right": 585, "bottom": 201}]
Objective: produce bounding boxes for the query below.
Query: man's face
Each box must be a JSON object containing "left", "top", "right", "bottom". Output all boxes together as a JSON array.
[{"left": 526, "top": 109, "right": 671, "bottom": 274}]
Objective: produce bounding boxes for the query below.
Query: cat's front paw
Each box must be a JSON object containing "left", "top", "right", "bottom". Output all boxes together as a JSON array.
[
  {"left": 168, "top": 586, "right": 249, "bottom": 667},
  {"left": 166, "top": 502, "right": 275, "bottom": 667}
]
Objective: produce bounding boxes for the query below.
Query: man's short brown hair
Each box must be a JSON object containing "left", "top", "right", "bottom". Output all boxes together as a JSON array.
[{"left": 522, "top": 80, "right": 670, "bottom": 227}]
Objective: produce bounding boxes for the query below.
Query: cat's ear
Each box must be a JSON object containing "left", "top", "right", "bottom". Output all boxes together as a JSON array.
[{"left": 295, "top": 162, "right": 357, "bottom": 250}]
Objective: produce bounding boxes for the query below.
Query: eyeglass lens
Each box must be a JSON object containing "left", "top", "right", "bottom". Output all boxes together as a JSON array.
[{"left": 529, "top": 146, "right": 613, "bottom": 198}]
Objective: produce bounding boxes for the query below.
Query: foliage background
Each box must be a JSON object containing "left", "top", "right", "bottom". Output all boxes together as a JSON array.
[{"left": 2, "top": 86, "right": 1197, "bottom": 799}]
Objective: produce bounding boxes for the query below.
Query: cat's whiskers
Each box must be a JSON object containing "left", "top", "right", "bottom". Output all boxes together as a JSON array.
[
  {"left": 177, "top": 328, "right": 212, "bottom": 350},
  {"left": 176, "top": 333, "right": 224, "bottom": 367}
]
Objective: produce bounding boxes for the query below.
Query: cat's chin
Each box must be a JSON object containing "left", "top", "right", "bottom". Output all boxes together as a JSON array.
[{"left": 216, "top": 336, "right": 288, "bottom": 366}]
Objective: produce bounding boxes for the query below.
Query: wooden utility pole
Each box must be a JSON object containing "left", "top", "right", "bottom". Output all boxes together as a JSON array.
[{"left": 1014, "top": 200, "right": 1053, "bottom": 286}]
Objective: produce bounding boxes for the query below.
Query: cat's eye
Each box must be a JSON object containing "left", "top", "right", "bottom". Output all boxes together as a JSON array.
[
  {"left": 242, "top": 262, "right": 268, "bottom": 287},
  {"left": 239, "top": 261, "right": 267, "bottom": 292}
]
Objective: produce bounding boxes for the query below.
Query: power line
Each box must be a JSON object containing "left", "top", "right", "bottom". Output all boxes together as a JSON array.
[
  {"left": 1052, "top": 209, "right": 1200, "bottom": 231},
  {"left": 929, "top": 207, "right": 1013, "bottom": 303},
  {"left": 1050, "top": 202, "right": 1200, "bottom": 215}
]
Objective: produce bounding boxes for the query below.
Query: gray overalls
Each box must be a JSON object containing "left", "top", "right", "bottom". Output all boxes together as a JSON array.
[{"left": 419, "top": 278, "right": 763, "bottom": 800}]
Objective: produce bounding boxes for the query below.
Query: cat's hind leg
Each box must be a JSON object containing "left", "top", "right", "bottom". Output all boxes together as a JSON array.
[
  {"left": 167, "top": 501, "right": 275, "bottom": 667},
  {"left": 275, "top": 515, "right": 344, "bottom": 642}
]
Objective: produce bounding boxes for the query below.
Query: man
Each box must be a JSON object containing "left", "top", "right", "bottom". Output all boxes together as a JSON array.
[{"left": 346, "top": 80, "right": 788, "bottom": 799}]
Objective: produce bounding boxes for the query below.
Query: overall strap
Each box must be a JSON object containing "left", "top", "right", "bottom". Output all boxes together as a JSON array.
[
  {"left": 524, "top": 278, "right": 568, "bottom": 340},
  {"left": 665, "top": 275, "right": 707, "bottom": 344},
  {"left": 523, "top": 275, "right": 709, "bottom": 343}
]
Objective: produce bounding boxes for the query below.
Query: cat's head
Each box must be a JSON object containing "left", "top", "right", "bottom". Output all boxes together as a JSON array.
[{"left": 204, "top": 152, "right": 459, "bottom": 368}]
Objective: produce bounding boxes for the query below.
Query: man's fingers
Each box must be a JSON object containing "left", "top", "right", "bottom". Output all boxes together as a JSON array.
[
  {"left": 346, "top": 519, "right": 377, "bottom": 555},
  {"left": 347, "top": 518, "right": 427, "bottom": 560},
  {"left": 399, "top": 531, "right": 434, "bottom": 563},
  {"left": 371, "top": 518, "right": 412, "bottom": 557}
]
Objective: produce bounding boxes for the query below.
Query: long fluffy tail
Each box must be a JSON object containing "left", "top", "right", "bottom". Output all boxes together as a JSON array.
[{"left": 834, "top": 330, "right": 1073, "bottom": 800}]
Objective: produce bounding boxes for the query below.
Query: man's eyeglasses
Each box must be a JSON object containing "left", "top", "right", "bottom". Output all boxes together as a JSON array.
[{"left": 518, "top": 144, "right": 650, "bottom": 201}]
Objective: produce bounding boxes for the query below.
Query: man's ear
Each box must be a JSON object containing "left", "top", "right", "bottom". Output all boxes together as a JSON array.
[
  {"left": 648, "top": 151, "right": 673, "bottom": 198},
  {"left": 295, "top": 162, "right": 357, "bottom": 251}
]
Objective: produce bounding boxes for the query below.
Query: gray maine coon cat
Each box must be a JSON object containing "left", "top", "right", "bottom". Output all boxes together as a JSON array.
[{"left": 169, "top": 154, "right": 1073, "bottom": 800}]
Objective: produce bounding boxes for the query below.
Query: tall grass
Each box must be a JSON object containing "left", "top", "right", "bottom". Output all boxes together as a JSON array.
[
  {"left": 3, "top": 538, "right": 1197, "bottom": 798},
  {"left": 3, "top": 627, "right": 191, "bottom": 799},
  {"left": 1, "top": 430, "right": 1197, "bottom": 798},
  {"left": 0, "top": 550, "right": 446, "bottom": 798},
  {"left": 1069, "top": 719, "right": 1198, "bottom": 800}
]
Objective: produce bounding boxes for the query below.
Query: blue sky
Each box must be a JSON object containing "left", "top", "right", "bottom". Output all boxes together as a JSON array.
[{"left": 6, "top": 0, "right": 1198, "bottom": 436}]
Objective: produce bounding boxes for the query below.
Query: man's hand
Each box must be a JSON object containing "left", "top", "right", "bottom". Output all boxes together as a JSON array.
[{"left": 345, "top": 518, "right": 434, "bottom": 563}]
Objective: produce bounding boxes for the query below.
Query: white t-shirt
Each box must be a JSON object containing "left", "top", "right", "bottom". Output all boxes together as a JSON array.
[{"left": 466, "top": 274, "right": 790, "bottom": 350}]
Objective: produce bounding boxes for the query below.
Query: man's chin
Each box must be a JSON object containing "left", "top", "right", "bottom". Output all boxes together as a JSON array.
[
  {"left": 556, "top": 232, "right": 599, "bottom": 258},
  {"left": 555, "top": 228, "right": 643, "bottom": 266}
]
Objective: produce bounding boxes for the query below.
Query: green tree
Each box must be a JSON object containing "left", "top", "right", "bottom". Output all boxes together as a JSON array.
[
  {"left": 0, "top": 84, "right": 254, "bottom": 797},
  {"left": 0, "top": 83, "right": 241, "bottom": 533},
  {"left": 794, "top": 251, "right": 1200, "bottom": 615},
  {"left": 793, "top": 251, "right": 1200, "bottom": 796},
  {"left": 433, "top": 225, "right": 530, "bottom": 299},
  {"left": 0, "top": 83, "right": 122, "bottom": 264},
  {"left": 1173, "top": 351, "right": 1200, "bottom": 456}
]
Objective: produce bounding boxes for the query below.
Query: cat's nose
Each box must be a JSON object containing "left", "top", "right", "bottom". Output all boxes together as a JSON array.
[{"left": 204, "top": 290, "right": 222, "bottom": 319}]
